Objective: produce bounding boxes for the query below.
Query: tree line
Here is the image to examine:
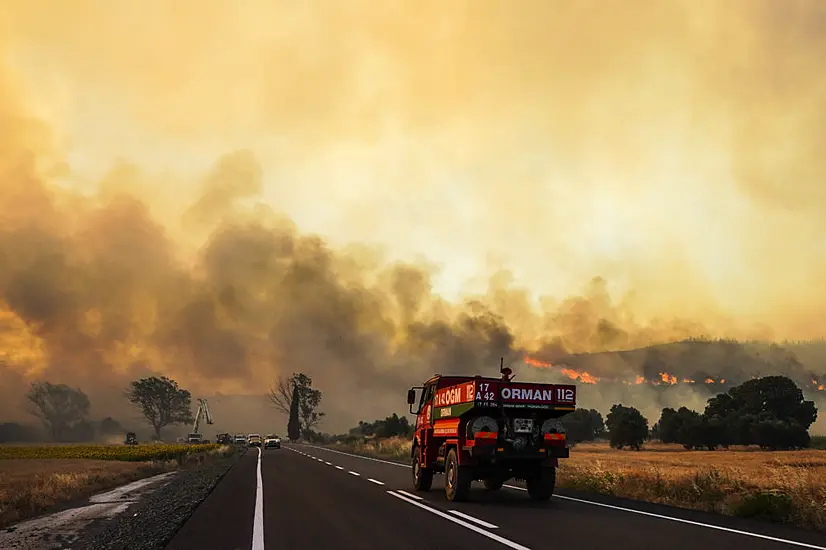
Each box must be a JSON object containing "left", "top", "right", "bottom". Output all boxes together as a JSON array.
[
  {"left": 7, "top": 371, "right": 326, "bottom": 443},
  {"left": 321, "top": 374, "right": 819, "bottom": 452},
  {"left": 570, "top": 375, "right": 819, "bottom": 451},
  {"left": 12, "top": 377, "right": 197, "bottom": 442}
]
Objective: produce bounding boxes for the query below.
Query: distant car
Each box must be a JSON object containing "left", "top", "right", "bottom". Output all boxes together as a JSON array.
[
  {"left": 248, "top": 434, "right": 262, "bottom": 447},
  {"left": 264, "top": 434, "right": 281, "bottom": 449},
  {"left": 234, "top": 434, "right": 247, "bottom": 445}
]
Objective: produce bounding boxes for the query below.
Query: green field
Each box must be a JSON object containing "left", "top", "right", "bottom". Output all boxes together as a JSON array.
[{"left": 0, "top": 443, "right": 222, "bottom": 461}]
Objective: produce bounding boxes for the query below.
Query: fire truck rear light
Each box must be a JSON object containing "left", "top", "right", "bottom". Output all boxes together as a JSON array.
[
  {"left": 475, "top": 431, "right": 498, "bottom": 439},
  {"left": 497, "top": 448, "right": 504, "bottom": 452},
  {"left": 543, "top": 433, "right": 566, "bottom": 441}
]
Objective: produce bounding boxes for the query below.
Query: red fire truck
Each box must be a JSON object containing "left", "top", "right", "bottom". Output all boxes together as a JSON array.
[{"left": 406, "top": 359, "right": 575, "bottom": 502}]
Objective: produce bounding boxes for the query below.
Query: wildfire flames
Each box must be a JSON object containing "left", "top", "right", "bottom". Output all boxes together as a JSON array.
[{"left": 523, "top": 356, "right": 824, "bottom": 391}]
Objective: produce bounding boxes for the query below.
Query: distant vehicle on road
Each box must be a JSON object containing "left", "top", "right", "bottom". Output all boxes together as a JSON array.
[
  {"left": 264, "top": 434, "right": 281, "bottom": 449},
  {"left": 248, "top": 434, "right": 262, "bottom": 447},
  {"left": 216, "top": 433, "right": 233, "bottom": 445},
  {"left": 234, "top": 434, "right": 247, "bottom": 445},
  {"left": 124, "top": 432, "right": 137, "bottom": 445}
]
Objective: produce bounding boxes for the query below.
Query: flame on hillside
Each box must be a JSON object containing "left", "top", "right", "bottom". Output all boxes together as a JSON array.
[{"left": 522, "top": 356, "right": 822, "bottom": 391}]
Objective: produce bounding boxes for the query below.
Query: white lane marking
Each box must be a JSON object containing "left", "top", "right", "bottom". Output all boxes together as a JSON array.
[
  {"left": 300, "top": 443, "right": 407, "bottom": 467},
  {"left": 325, "top": 461, "right": 332, "bottom": 465},
  {"left": 335, "top": 465, "right": 344, "bottom": 470},
  {"left": 348, "top": 471, "right": 361, "bottom": 476},
  {"left": 518, "top": 486, "right": 826, "bottom": 550},
  {"left": 388, "top": 491, "right": 530, "bottom": 550},
  {"left": 252, "top": 447, "right": 264, "bottom": 550},
  {"left": 396, "top": 490, "right": 423, "bottom": 501},
  {"left": 368, "top": 478, "right": 385, "bottom": 485},
  {"left": 300, "top": 444, "right": 825, "bottom": 549},
  {"left": 448, "top": 510, "right": 498, "bottom": 529}
]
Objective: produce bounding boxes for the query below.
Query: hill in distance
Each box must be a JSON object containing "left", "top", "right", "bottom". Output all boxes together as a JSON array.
[{"left": 524, "top": 337, "right": 826, "bottom": 396}]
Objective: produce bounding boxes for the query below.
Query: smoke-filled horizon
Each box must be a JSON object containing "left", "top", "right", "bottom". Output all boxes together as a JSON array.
[{"left": 1, "top": 0, "right": 826, "bottom": 434}]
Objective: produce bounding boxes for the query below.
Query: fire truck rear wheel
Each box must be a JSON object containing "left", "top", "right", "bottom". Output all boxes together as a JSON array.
[
  {"left": 412, "top": 450, "right": 433, "bottom": 491},
  {"left": 444, "top": 448, "right": 471, "bottom": 502},
  {"left": 526, "top": 466, "right": 556, "bottom": 501}
]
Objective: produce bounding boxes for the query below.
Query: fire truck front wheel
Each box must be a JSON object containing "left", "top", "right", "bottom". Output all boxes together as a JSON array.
[
  {"left": 526, "top": 466, "right": 556, "bottom": 501},
  {"left": 412, "top": 451, "right": 433, "bottom": 491},
  {"left": 444, "top": 449, "right": 472, "bottom": 502}
]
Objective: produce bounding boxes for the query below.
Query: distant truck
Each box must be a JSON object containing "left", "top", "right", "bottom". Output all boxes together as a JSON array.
[{"left": 406, "top": 359, "right": 575, "bottom": 502}]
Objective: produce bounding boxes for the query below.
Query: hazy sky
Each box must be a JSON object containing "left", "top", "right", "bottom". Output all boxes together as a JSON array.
[{"left": 1, "top": 0, "right": 825, "bottom": 430}]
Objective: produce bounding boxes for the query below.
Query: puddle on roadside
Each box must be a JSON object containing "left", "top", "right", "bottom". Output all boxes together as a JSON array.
[{"left": 0, "top": 472, "right": 176, "bottom": 550}]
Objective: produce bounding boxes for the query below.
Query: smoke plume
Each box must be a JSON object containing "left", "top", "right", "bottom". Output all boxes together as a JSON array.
[{"left": 1, "top": 0, "right": 825, "bottom": 434}]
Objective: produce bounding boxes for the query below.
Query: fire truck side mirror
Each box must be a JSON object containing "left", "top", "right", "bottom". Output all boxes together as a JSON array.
[{"left": 407, "top": 389, "right": 416, "bottom": 405}]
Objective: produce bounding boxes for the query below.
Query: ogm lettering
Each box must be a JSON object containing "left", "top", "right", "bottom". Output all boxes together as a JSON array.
[{"left": 434, "top": 384, "right": 470, "bottom": 407}]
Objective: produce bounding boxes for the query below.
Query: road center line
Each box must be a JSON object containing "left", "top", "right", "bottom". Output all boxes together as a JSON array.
[
  {"left": 368, "top": 478, "right": 385, "bottom": 485},
  {"left": 448, "top": 510, "right": 498, "bottom": 529},
  {"left": 298, "top": 444, "right": 824, "bottom": 549},
  {"left": 251, "top": 447, "right": 264, "bottom": 550},
  {"left": 395, "top": 490, "right": 423, "bottom": 501},
  {"left": 335, "top": 465, "right": 344, "bottom": 470},
  {"left": 387, "top": 491, "right": 530, "bottom": 550},
  {"left": 325, "top": 461, "right": 332, "bottom": 465},
  {"left": 348, "top": 471, "right": 360, "bottom": 476}
]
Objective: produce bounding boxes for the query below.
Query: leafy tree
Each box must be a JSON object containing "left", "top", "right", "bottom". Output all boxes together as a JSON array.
[
  {"left": 561, "top": 408, "right": 605, "bottom": 444},
  {"left": 268, "top": 372, "right": 325, "bottom": 437},
  {"left": 705, "top": 376, "right": 817, "bottom": 450},
  {"left": 606, "top": 404, "right": 648, "bottom": 450},
  {"left": 287, "top": 383, "right": 301, "bottom": 441},
  {"left": 26, "top": 382, "right": 91, "bottom": 441},
  {"left": 655, "top": 376, "right": 818, "bottom": 451},
  {"left": 126, "top": 376, "right": 194, "bottom": 440},
  {"left": 350, "top": 414, "right": 413, "bottom": 439},
  {"left": 652, "top": 407, "right": 680, "bottom": 444}
]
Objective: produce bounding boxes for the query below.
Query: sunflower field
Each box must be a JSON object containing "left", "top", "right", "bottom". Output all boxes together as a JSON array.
[{"left": 0, "top": 443, "right": 221, "bottom": 461}]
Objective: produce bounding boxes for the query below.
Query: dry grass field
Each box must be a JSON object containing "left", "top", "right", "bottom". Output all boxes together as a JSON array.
[
  {"left": 330, "top": 437, "right": 826, "bottom": 531},
  {"left": 0, "top": 458, "right": 170, "bottom": 529},
  {"left": 0, "top": 443, "right": 236, "bottom": 529}
]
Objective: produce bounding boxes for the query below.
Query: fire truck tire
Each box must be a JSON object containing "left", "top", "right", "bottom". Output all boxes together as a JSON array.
[
  {"left": 526, "top": 466, "right": 556, "bottom": 501},
  {"left": 444, "top": 449, "right": 471, "bottom": 502},
  {"left": 412, "top": 451, "right": 433, "bottom": 491},
  {"left": 483, "top": 478, "right": 503, "bottom": 491}
]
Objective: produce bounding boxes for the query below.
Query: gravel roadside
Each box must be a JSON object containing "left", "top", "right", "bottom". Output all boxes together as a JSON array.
[{"left": 75, "top": 449, "right": 245, "bottom": 550}]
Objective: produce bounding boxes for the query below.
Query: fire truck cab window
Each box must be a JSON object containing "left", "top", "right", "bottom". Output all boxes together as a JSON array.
[{"left": 420, "top": 384, "right": 434, "bottom": 410}]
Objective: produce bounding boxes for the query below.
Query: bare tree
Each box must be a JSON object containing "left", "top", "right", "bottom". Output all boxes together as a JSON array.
[
  {"left": 267, "top": 374, "right": 294, "bottom": 416},
  {"left": 268, "top": 372, "right": 324, "bottom": 436}
]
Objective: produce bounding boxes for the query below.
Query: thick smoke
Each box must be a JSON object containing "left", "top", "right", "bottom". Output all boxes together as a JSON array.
[{"left": 1, "top": 1, "right": 826, "bottom": 434}]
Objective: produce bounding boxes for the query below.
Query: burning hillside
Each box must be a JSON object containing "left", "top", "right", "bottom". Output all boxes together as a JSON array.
[{"left": 523, "top": 338, "right": 826, "bottom": 395}]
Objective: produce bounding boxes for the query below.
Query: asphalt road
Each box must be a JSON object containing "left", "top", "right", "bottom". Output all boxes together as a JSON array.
[{"left": 165, "top": 443, "right": 826, "bottom": 550}]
